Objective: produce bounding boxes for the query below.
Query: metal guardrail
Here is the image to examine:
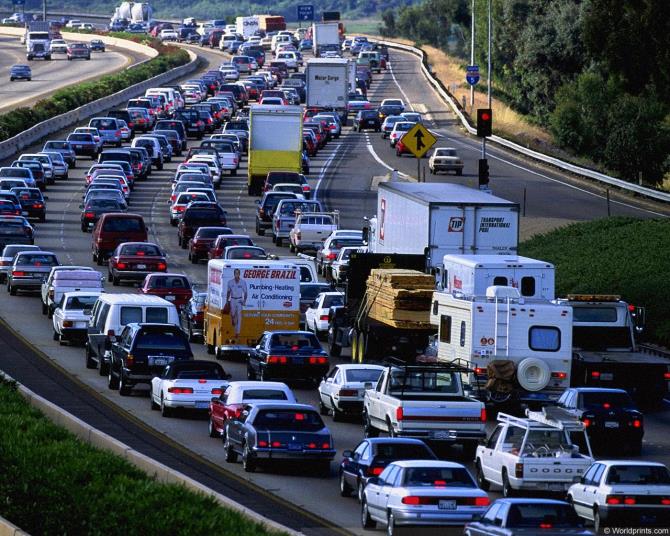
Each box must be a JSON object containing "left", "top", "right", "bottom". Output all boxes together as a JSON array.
[{"left": 370, "top": 38, "right": 670, "bottom": 204}]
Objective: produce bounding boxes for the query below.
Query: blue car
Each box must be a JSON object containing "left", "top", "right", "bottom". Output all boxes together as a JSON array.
[{"left": 9, "top": 64, "right": 31, "bottom": 81}]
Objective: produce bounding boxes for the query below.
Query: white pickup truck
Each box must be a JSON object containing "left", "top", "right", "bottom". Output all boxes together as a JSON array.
[
  {"left": 363, "top": 362, "right": 486, "bottom": 457},
  {"left": 289, "top": 211, "right": 339, "bottom": 253},
  {"left": 475, "top": 407, "right": 594, "bottom": 497},
  {"left": 40, "top": 266, "right": 103, "bottom": 317}
]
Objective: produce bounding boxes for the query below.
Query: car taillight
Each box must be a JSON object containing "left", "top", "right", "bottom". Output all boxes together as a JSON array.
[
  {"left": 62, "top": 320, "right": 73, "bottom": 328},
  {"left": 583, "top": 418, "right": 591, "bottom": 427},
  {"left": 33, "top": 203, "right": 43, "bottom": 208},
  {"left": 308, "top": 356, "right": 327, "bottom": 365},
  {"left": 211, "top": 388, "right": 223, "bottom": 395},
  {"left": 175, "top": 205, "right": 185, "bottom": 212},
  {"left": 606, "top": 496, "right": 621, "bottom": 505},
  {"left": 661, "top": 498, "right": 670, "bottom": 505},
  {"left": 319, "top": 314, "right": 330, "bottom": 321},
  {"left": 115, "top": 130, "right": 121, "bottom": 137},
  {"left": 367, "top": 466, "right": 384, "bottom": 476},
  {"left": 267, "top": 355, "right": 288, "bottom": 364},
  {"left": 551, "top": 371, "right": 567, "bottom": 379},
  {"left": 633, "top": 419, "right": 642, "bottom": 428},
  {"left": 302, "top": 185, "right": 310, "bottom": 192},
  {"left": 480, "top": 408, "right": 487, "bottom": 422},
  {"left": 624, "top": 497, "right": 636, "bottom": 505},
  {"left": 126, "top": 353, "right": 134, "bottom": 366},
  {"left": 664, "top": 372, "right": 670, "bottom": 380},
  {"left": 339, "top": 389, "right": 357, "bottom": 397},
  {"left": 326, "top": 252, "right": 337, "bottom": 260},
  {"left": 474, "top": 367, "right": 487, "bottom": 375},
  {"left": 258, "top": 440, "right": 268, "bottom": 447},
  {"left": 539, "top": 523, "right": 553, "bottom": 529},
  {"left": 401, "top": 496, "right": 431, "bottom": 505},
  {"left": 591, "top": 371, "right": 601, "bottom": 378},
  {"left": 170, "top": 194, "right": 176, "bottom": 202},
  {"left": 515, "top": 462, "right": 524, "bottom": 478},
  {"left": 396, "top": 407, "right": 403, "bottom": 421},
  {"left": 116, "top": 262, "right": 127, "bottom": 270},
  {"left": 157, "top": 262, "right": 167, "bottom": 271},
  {"left": 12, "top": 271, "right": 25, "bottom": 277},
  {"left": 168, "top": 387, "right": 194, "bottom": 394},
  {"left": 474, "top": 497, "right": 490, "bottom": 507}
]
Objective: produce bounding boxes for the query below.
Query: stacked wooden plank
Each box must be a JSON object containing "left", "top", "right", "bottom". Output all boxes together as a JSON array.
[{"left": 366, "top": 269, "right": 434, "bottom": 328}]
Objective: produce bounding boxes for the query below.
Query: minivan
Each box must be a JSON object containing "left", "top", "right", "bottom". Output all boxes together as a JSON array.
[
  {"left": 88, "top": 117, "right": 124, "bottom": 147},
  {"left": 85, "top": 293, "right": 179, "bottom": 374},
  {"left": 92, "top": 213, "right": 147, "bottom": 264}
]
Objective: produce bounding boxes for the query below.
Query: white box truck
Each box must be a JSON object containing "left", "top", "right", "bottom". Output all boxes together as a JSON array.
[
  {"left": 365, "top": 183, "right": 519, "bottom": 271},
  {"left": 236, "top": 16, "right": 259, "bottom": 39},
  {"left": 311, "top": 22, "right": 340, "bottom": 56},
  {"left": 431, "top": 286, "right": 573, "bottom": 405},
  {"left": 204, "top": 259, "right": 301, "bottom": 359},
  {"left": 348, "top": 59, "right": 357, "bottom": 93},
  {"left": 437, "top": 254, "right": 555, "bottom": 300},
  {"left": 305, "top": 58, "right": 349, "bottom": 123},
  {"left": 247, "top": 104, "right": 303, "bottom": 196}
]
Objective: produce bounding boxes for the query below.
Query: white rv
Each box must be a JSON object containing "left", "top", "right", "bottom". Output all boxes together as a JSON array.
[
  {"left": 431, "top": 286, "right": 573, "bottom": 403},
  {"left": 437, "top": 254, "right": 555, "bottom": 300}
]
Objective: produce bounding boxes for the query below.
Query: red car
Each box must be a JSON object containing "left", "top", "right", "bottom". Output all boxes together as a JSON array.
[
  {"left": 139, "top": 273, "right": 192, "bottom": 309},
  {"left": 187, "top": 226, "right": 233, "bottom": 264},
  {"left": 208, "top": 234, "right": 254, "bottom": 260},
  {"left": 107, "top": 242, "right": 166, "bottom": 286},
  {"left": 395, "top": 139, "right": 415, "bottom": 157}
]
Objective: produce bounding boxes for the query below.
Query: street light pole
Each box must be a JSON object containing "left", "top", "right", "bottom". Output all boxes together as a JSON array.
[
  {"left": 470, "top": 0, "right": 475, "bottom": 108},
  {"left": 487, "top": 0, "right": 492, "bottom": 109}
]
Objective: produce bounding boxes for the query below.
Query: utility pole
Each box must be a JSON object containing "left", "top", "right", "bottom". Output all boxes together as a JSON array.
[
  {"left": 42, "top": 0, "right": 46, "bottom": 22},
  {"left": 470, "top": 0, "right": 475, "bottom": 108},
  {"left": 479, "top": 0, "right": 492, "bottom": 191},
  {"left": 487, "top": 0, "right": 492, "bottom": 109}
]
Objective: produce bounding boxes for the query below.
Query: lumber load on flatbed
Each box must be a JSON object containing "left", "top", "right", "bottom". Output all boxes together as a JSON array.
[{"left": 365, "top": 269, "right": 434, "bottom": 327}]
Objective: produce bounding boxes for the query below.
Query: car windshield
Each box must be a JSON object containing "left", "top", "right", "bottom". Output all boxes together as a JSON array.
[
  {"left": 374, "top": 443, "right": 432, "bottom": 460},
  {"left": 506, "top": 504, "right": 582, "bottom": 528},
  {"left": 119, "top": 244, "right": 160, "bottom": 256},
  {"left": 253, "top": 409, "right": 324, "bottom": 431},
  {"left": 135, "top": 331, "right": 189, "bottom": 351},
  {"left": 403, "top": 467, "right": 475, "bottom": 488},
  {"left": 606, "top": 465, "right": 670, "bottom": 485},
  {"left": 147, "top": 276, "right": 189, "bottom": 289},
  {"left": 17, "top": 254, "right": 57, "bottom": 266},
  {"left": 270, "top": 333, "right": 321, "bottom": 350},
  {"left": 581, "top": 391, "right": 635, "bottom": 409},
  {"left": 174, "top": 364, "right": 225, "bottom": 379},
  {"left": 242, "top": 389, "right": 289, "bottom": 401},
  {"left": 345, "top": 368, "right": 383, "bottom": 384},
  {"left": 65, "top": 295, "right": 99, "bottom": 310}
]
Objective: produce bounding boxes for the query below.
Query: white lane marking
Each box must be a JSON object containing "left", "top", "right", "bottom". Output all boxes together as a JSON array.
[
  {"left": 387, "top": 61, "right": 414, "bottom": 112},
  {"left": 314, "top": 141, "right": 346, "bottom": 201},
  {"left": 364, "top": 133, "right": 412, "bottom": 179}
]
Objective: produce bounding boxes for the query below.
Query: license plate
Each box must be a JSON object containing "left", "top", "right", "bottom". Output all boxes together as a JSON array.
[
  {"left": 75, "top": 145, "right": 82, "bottom": 149},
  {"left": 149, "top": 355, "right": 174, "bottom": 366},
  {"left": 432, "top": 430, "right": 450, "bottom": 440},
  {"left": 195, "top": 401, "right": 208, "bottom": 409},
  {"left": 292, "top": 356, "right": 303, "bottom": 365},
  {"left": 605, "top": 421, "right": 619, "bottom": 428},
  {"left": 288, "top": 443, "right": 301, "bottom": 451},
  {"left": 153, "top": 358, "right": 167, "bottom": 366},
  {"left": 599, "top": 372, "right": 614, "bottom": 381},
  {"left": 165, "top": 295, "right": 175, "bottom": 301},
  {"left": 438, "top": 500, "right": 456, "bottom": 510},
  {"left": 366, "top": 121, "right": 375, "bottom": 125},
  {"left": 136, "top": 264, "right": 146, "bottom": 269}
]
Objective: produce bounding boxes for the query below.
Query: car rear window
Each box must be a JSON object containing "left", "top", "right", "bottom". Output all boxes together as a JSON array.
[
  {"left": 226, "top": 247, "right": 265, "bottom": 259},
  {"left": 253, "top": 409, "right": 324, "bottom": 431},
  {"left": 269, "top": 333, "right": 320, "bottom": 350},
  {"left": 196, "top": 227, "right": 230, "bottom": 238},
  {"left": 185, "top": 209, "right": 223, "bottom": 221},
  {"left": 174, "top": 364, "right": 224, "bottom": 379},
  {"left": 147, "top": 276, "right": 189, "bottom": 289},
  {"left": 345, "top": 368, "right": 383, "bottom": 384},
  {"left": 581, "top": 391, "right": 635, "bottom": 409},
  {"left": 102, "top": 218, "right": 143, "bottom": 232},
  {"left": 506, "top": 504, "right": 582, "bottom": 528},
  {"left": 68, "top": 134, "right": 93, "bottom": 142},
  {"left": 65, "top": 295, "right": 99, "bottom": 310},
  {"left": 374, "top": 443, "right": 433, "bottom": 460},
  {"left": 605, "top": 465, "right": 670, "bottom": 485},
  {"left": 90, "top": 119, "right": 116, "bottom": 130},
  {"left": 403, "top": 467, "right": 475, "bottom": 488},
  {"left": 135, "top": 330, "right": 189, "bottom": 351},
  {"left": 322, "top": 295, "right": 343, "bottom": 308},
  {"left": 17, "top": 254, "right": 58, "bottom": 266},
  {"left": 300, "top": 284, "right": 330, "bottom": 300},
  {"left": 242, "top": 389, "right": 289, "bottom": 401},
  {"left": 119, "top": 244, "right": 160, "bottom": 256}
]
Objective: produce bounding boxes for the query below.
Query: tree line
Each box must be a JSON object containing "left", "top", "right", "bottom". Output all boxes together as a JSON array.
[{"left": 381, "top": 0, "right": 670, "bottom": 185}]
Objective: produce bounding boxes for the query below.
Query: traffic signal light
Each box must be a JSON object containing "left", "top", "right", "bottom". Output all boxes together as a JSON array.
[
  {"left": 477, "top": 108, "right": 493, "bottom": 137},
  {"left": 478, "top": 158, "right": 490, "bottom": 188}
]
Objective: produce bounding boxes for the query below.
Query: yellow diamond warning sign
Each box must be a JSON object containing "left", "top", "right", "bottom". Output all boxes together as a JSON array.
[{"left": 400, "top": 123, "right": 437, "bottom": 158}]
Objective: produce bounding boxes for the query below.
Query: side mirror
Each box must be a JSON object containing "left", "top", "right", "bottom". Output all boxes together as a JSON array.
[
  {"left": 342, "top": 450, "right": 352, "bottom": 458},
  {"left": 326, "top": 377, "right": 333, "bottom": 383},
  {"left": 366, "top": 477, "right": 379, "bottom": 486}
]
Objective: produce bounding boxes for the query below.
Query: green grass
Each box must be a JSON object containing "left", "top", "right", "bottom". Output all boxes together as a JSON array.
[
  {"left": 0, "top": 378, "right": 283, "bottom": 536},
  {"left": 519, "top": 217, "right": 670, "bottom": 346},
  {"left": 344, "top": 19, "right": 382, "bottom": 35}
]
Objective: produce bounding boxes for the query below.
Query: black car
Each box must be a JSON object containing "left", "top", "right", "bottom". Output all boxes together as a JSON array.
[
  {"left": 247, "top": 331, "right": 329, "bottom": 384},
  {"left": 179, "top": 291, "right": 206, "bottom": 342},
  {"left": 154, "top": 120, "right": 188, "bottom": 151},
  {"left": 177, "top": 201, "right": 228, "bottom": 248},
  {"left": 557, "top": 387, "right": 644, "bottom": 455},
  {"left": 223, "top": 403, "right": 336, "bottom": 474},
  {"left": 153, "top": 129, "right": 183, "bottom": 156},
  {"left": 299, "top": 282, "right": 331, "bottom": 326},
  {"left": 255, "top": 191, "right": 298, "bottom": 236},
  {"left": 339, "top": 438, "right": 438, "bottom": 502},
  {"left": 80, "top": 197, "right": 126, "bottom": 232},
  {"left": 0, "top": 216, "right": 35, "bottom": 248},
  {"left": 174, "top": 109, "right": 205, "bottom": 139},
  {"left": 107, "top": 323, "right": 193, "bottom": 396},
  {"left": 11, "top": 187, "right": 46, "bottom": 222},
  {"left": 108, "top": 109, "right": 136, "bottom": 135},
  {"left": 67, "top": 133, "right": 100, "bottom": 158},
  {"left": 353, "top": 110, "right": 381, "bottom": 132},
  {"left": 378, "top": 104, "right": 404, "bottom": 120}
]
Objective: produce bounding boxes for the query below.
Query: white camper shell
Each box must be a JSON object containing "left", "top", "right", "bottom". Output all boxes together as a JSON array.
[
  {"left": 431, "top": 286, "right": 573, "bottom": 402},
  {"left": 437, "top": 254, "right": 555, "bottom": 300}
]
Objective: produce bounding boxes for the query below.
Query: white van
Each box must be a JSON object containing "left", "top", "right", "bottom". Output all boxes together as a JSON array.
[
  {"left": 85, "top": 294, "right": 179, "bottom": 374},
  {"left": 271, "top": 34, "right": 292, "bottom": 52},
  {"left": 145, "top": 88, "right": 179, "bottom": 111},
  {"left": 219, "top": 34, "right": 239, "bottom": 51}
]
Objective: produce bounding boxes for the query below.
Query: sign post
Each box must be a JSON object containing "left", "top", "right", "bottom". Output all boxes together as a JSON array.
[
  {"left": 400, "top": 123, "right": 437, "bottom": 182},
  {"left": 296, "top": 5, "right": 314, "bottom": 27}
]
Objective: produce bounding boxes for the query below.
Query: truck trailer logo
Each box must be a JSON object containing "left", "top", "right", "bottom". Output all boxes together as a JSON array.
[{"left": 448, "top": 217, "right": 464, "bottom": 232}]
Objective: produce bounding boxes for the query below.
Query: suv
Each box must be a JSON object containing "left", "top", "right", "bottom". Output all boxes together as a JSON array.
[
  {"left": 263, "top": 171, "right": 310, "bottom": 198},
  {"left": 177, "top": 202, "right": 227, "bottom": 248},
  {"left": 92, "top": 213, "right": 148, "bottom": 264},
  {"left": 174, "top": 109, "right": 205, "bottom": 139},
  {"left": 107, "top": 323, "right": 193, "bottom": 396},
  {"left": 255, "top": 191, "right": 299, "bottom": 236}
]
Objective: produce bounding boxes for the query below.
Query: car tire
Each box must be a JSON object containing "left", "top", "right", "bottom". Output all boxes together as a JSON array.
[
  {"left": 170, "top": 219, "right": 177, "bottom": 227},
  {"left": 386, "top": 418, "right": 396, "bottom": 438},
  {"left": 160, "top": 394, "right": 173, "bottom": 416},
  {"left": 594, "top": 508, "right": 604, "bottom": 532},
  {"left": 191, "top": 253, "right": 198, "bottom": 264},
  {"left": 224, "top": 437, "right": 238, "bottom": 463},
  {"left": 118, "top": 370, "right": 131, "bottom": 396},
  {"left": 150, "top": 392, "right": 159, "bottom": 410},
  {"left": 208, "top": 418, "right": 219, "bottom": 438},
  {"left": 9, "top": 284, "right": 16, "bottom": 296},
  {"left": 85, "top": 346, "right": 96, "bottom": 369},
  {"left": 230, "top": 168, "right": 236, "bottom": 176},
  {"left": 41, "top": 301, "right": 47, "bottom": 315},
  {"left": 276, "top": 237, "right": 282, "bottom": 247},
  {"left": 363, "top": 411, "right": 379, "bottom": 438},
  {"left": 246, "top": 366, "right": 256, "bottom": 380},
  {"left": 331, "top": 398, "right": 344, "bottom": 422},
  {"left": 107, "top": 271, "right": 113, "bottom": 283},
  {"left": 108, "top": 367, "right": 119, "bottom": 390},
  {"left": 112, "top": 275, "right": 120, "bottom": 286},
  {"left": 361, "top": 499, "right": 376, "bottom": 529},
  {"left": 387, "top": 511, "right": 403, "bottom": 536},
  {"left": 329, "top": 341, "right": 342, "bottom": 357},
  {"left": 340, "top": 471, "right": 353, "bottom": 497},
  {"left": 502, "top": 469, "right": 515, "bottom": 497},
  {"left": 475, "top": 460, "right": 490, "bottom": 491},
  {"left": 242, "top": 443, "right": 256, "bottom": 473},
  {"left": 52, "top": 330, "right": 59, "bottom": 341}
]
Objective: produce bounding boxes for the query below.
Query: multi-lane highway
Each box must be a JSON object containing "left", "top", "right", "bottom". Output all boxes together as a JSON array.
[
  {"left": 0, "top": 33, "right": 145, "bottom": 113},
  {"left": 0, "top": 39, "right": 669, "bottom": 536}
]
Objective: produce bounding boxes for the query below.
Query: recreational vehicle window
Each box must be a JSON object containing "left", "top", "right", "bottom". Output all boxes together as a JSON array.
[
  {"left": 528, "top": 326, "right": 561, "bottom": 352},
  {"left": 521, "top": 277, "right": 536, "bottom": 296},
  {"left": 440, "top": 315, "right": 452, "bottom": 343},
  {"left": 493, "top": 276, "right": 507, "bottom": 286}
]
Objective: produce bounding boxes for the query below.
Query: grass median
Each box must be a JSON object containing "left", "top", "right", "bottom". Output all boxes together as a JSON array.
[
  {"left": 519, "top": 217, "right": 670, "bottom": 346},
  {"left": 0, "top": 377, "right": 283, "bottom": 535}
]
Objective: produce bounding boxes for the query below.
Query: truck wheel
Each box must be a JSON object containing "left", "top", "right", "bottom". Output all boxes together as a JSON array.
[
  {"left": 476, "top": 461, "right": 490, "bottom": 491},
  {"left": 41, "top": 301, "right": 47, "bottom": 315},
  {"left": 108, "top": 367, "right": 119, "bottom": 390},
  {"left": 276, "top": 237, "right": 282, "bottom": 247},
  {"left": 502, "top": 469, "right": 515, "bottom": 497},
  {"left": 329, "top": 341, "right": 342, "bottom": 357},
  {"left": 224, "top": 437, "right": 238, "bottom": 463},
  {"left": 363, "top": 411, "right": 379, "bottom": 438},
  {"left": 118, "top": 371, "right": 131, "bottom": 396}
]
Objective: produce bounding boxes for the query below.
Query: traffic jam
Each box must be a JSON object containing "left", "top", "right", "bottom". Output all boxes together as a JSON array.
[{"left": 1, "top": 12, "right": 669, "bottom": 535}]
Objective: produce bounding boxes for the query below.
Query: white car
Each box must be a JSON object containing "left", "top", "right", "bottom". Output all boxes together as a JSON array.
[
  {"left": 150, "top": 360, "right": 231, "bottom": 417},
  {"left": 220, "top": 68, "right": 239, "bottom": 81},
  {"left": 318, "top": 364, "right": 384, "bottom": 420},
  {"left": 567, "top": 461, "right": 670, "bottom": 531},
  {"left": 160, "top": 29, "right": 179, "bottom": 41},
  {"left": 304, "top": 291, "right": 344, "bottom": 338},
  {"left": 208, "top": 380, "right": 296, "bottom": 438},
  {"left": 52, "top": 291, "right": 101, "bottom": 344},
  {"left": 271, "top": 183, "right": 305, "bottom": 198},
  {"left": 188, "top": 155, "right": 222, "bottom": 186},
  {"left": 361, "top": 460, "right": 490, "bottom": 532},
  {"left": 275, "top": 51, "right": 299, "bottom": 71},
  {"left": 429, "top": 147, "right": 464, "bottom": 176},
  {"left": 389, "top": 121, "right": 415, "bottom": 147},
  {"left": 51, "top": 39, "right": 68, "bottom": 54}
]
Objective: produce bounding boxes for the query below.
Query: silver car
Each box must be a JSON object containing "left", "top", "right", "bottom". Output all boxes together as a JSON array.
[
  {"left": 7, "top": 250, "right": 59, "bottom": 295},
  {"left": 41, "top": 151, "right": 69, "bottom": 179},
  {"left": 0, "top": 244, "right": 40, "bottom": 283}
]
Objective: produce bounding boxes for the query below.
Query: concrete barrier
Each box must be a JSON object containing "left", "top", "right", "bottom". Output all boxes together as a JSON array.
[
  {"left": 0, "top": 47, "right": 201, "bottom": 161},
  {"left": 0, "top": 371, "right": 299, "bottom": 536},
  {"left": 369, "top": 37, "right": 670, "bottom": 204}
]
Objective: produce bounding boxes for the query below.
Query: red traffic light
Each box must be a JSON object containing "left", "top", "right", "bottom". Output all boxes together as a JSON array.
[
  {"left": 480, "top": 112, "right": 491, "bottom": 121},
  {"left": 477, "top": 108, "right": 493, "bottom": 137}
]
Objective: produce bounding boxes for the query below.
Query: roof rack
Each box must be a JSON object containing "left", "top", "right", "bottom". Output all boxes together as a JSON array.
[
  {"left": 497, "top": 407, "right": 584, "bottom": 430},
  {"left": 382, "top": 356, "right": 473, "bottom": 374}
]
